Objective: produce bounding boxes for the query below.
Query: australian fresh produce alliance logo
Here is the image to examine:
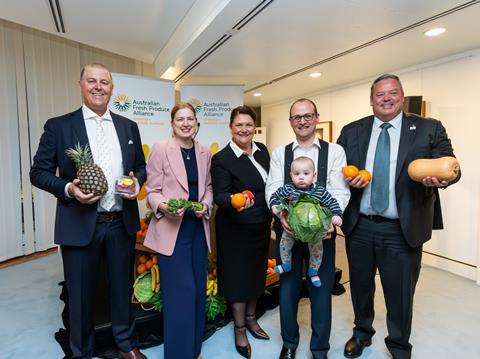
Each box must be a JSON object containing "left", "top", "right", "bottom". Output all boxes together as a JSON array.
[
  {"left": 112, "top": 94, "right": 131, "bottom": 112},
  {"left": 188, "top": 98, "right": 202, "bottom": 113}
]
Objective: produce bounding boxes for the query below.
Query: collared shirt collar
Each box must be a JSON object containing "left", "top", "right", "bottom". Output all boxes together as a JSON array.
[
  {"left": 229, "top": 140, "right": 261, "bottom": 158},
  {"left": 292, "top": 136, "right": 321, "bottom": 151},
  {"left": 82, "top": 104, "right": 112, "bottom": 121},
  {"left": 373, "top": 112, "right": 402, "bottom": 130}
]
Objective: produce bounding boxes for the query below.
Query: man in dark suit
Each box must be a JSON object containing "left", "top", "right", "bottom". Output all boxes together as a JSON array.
[
  {"left": 337, "top": 74, "right": 459, "bottom": 359},
  {"left": 30, "top": 63, "right": 147, "bottom": 359}
]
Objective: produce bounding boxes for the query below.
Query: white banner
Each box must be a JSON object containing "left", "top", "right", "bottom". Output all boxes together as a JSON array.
[
  {"left": 110, "top": 73, "right": 175, "bottom": 147},
  {"left": 181, "top": 84, "right": 244, "bottom": 154},
  {"left": 109, "top": 73, "right": 175, "bottom": 212}
]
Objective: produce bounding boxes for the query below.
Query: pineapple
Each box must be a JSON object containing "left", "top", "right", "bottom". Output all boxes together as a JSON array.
[{"left": 65, "top": 143, "right": 108, "bottom": 196}]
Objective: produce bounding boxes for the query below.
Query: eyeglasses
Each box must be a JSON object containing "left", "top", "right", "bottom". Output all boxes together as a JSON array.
[{"left": 289, "top": 113, "right": 317, "bottom": 123}]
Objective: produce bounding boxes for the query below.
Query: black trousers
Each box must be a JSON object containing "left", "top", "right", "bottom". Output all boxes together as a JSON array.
[
  {"left": 346, "top": 215, "right": 422, "bottom": 359},
  {"left": 274, "top": 219, "right": 335, "bottom": 359},
  {"left": 61, "top": 218, "right": 136, "bottom": 359}
]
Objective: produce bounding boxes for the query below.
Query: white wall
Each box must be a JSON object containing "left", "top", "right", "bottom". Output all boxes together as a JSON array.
[{"left": 262, "top": 49, "right": 480, "bottom": 282}]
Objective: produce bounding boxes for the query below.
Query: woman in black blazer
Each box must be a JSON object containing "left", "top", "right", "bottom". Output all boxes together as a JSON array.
[{"left": 211, "top": 106, "right": 272, "bottom": 359}]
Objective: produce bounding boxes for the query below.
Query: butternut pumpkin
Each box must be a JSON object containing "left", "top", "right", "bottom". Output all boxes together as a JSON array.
[{"left": 407, "top": 156, "right": 460, "bottom": 182}]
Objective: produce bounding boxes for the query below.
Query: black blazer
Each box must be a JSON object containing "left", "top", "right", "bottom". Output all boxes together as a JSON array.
[
  {"left": 337, "top": 113, "right": 459, "bottom": 248},
  {"left": 30, "top": 108, "right": 146, "bottom": 246},
  {"left": 211, "top": 142, "right": 271, "bottom": 224}
]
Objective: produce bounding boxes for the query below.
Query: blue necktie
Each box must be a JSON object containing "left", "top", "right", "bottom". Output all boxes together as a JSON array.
[{"left": 371, "top": 123, "right": 392, "bottom": 213}]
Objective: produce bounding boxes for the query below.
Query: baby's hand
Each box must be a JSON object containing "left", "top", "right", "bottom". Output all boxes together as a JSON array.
[
  {"left": 331, "top": 215, "right": 343, "bottom": 227},
  {"left": 272, "top": 205, "right": 281, "bottom": 216}
]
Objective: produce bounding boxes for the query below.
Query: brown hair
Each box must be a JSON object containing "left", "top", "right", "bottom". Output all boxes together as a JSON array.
[
  {"left": 289, "top": 98, "right": 318, "bottom": 118},
  {"left": 291, "top": 156, "right": 315, "bottom": 171},
  {"left": 171, "top": 102, "right": 197, "bottom": 122},
  {"left": 370, "top": 74, "right": 404, "bottom": 97},
  {"left": 79, "top": 63, "right": 112, "bottom": 81},
  {"left": 230, "top": 105, "right": 257, "bottom": 126}
]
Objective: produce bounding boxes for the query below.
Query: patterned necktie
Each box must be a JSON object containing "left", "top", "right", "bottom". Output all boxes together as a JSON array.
[
  {"left": 96, "top": 118, "right": 115, "bottom": 211},
  {"left": 371, "top": 122, "right": 392, "bottom": 213}
]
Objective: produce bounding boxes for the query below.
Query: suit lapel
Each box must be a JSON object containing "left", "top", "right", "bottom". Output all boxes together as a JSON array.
[
  {"left": 167, "top": 140, "right": 188, "bottom": 192},
  {"left": 195, "top": 143, "right": 206, "bottom": 200},
  {"left": 395, "top": 113, "right": 417, "bottom": 182},
  {"left": 358, "top": 117, "right": 374, "bottom": 168},
  {"left": 71, "top": 108, "right": 89, "bottom": 147},
  {"left": 111, "top": 113, "right": 129, "bottom": 173},
  {"left": 253, "top": 143, "right": 269, "bottom": 172}
]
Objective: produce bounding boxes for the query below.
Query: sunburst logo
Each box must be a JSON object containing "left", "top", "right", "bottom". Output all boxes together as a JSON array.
[
  {"left": 188, "top": 98, "right": 202, "bottom": 113},
  {"left": 113, "top": 94, "right": 131, "bottom": 112}
]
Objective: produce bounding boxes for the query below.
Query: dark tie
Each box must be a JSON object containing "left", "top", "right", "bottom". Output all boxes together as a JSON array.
[{"left": 371, "top": 123, "right": 392, "bottom": 213}]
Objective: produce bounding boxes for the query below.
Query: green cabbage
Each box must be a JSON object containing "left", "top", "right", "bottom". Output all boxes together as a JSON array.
[
  {"left": 133, "top": 271, "right": 154, "bottom": 304},
  {"left": 282, "top": 193, "right": 332, "bottom": 244}
]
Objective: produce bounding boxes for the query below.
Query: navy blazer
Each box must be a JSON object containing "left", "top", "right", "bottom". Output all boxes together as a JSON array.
[
  {"left": 337, "top": 113, "right": 459, "bottom": 248},
  {"left": 30, "top": 108, "right": 146, "bottom": 246}
]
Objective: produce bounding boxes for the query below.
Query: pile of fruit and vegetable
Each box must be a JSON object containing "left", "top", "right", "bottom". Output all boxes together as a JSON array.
[
  {"left": 136, "top": 211, "right": 153, "bottom": 240},
  {"left": 133, "top": 252, "right": 162, "bottom": 312},
  {"left": 205, "top": 269, "right": 227, "bottom": 321}
]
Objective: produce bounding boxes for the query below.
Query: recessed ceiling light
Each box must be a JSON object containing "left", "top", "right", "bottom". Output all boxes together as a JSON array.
[
  {"left": 309, "top": 72, "right": 322, "bottom": 78},
  {"left": 253, "top": 92, "right": 262, "bottom": 97},
  {"left": 424, "top": 27, "right": 446, "bottom": 37}
]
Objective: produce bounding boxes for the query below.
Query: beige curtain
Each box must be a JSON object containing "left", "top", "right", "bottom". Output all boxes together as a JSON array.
[
  {"left": 0, "top": 22, "right": 24, "bottom": 260},
  {"left": 0, "top": 18, "right": 154, "bottom": 260}
]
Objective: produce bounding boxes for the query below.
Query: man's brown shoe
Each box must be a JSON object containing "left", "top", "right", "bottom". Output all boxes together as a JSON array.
[{"left": 119, "top": 348, "right": 147, "bottom": 359}]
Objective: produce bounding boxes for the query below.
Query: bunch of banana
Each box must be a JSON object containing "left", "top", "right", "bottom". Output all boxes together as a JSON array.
[
  {"left": 151, "top": 264, "right": 160, "bottom": 293},
  {"left": 206, "top": 279, "right": 218, "bottom": 296}
]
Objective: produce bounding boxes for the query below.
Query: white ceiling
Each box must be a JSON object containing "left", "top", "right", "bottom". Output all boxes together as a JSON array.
[{"left": 1, "top": 0, "right": 480, "bottom": 106}]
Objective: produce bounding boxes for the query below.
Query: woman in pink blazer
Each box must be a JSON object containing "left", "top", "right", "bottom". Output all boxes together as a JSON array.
[{"left": 144, "top": 102, "right": 213, "bottom": 359}]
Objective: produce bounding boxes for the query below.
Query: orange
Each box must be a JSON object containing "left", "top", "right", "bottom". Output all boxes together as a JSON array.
[
  {"left": 137, "top": 263, "right": 146, "bottom": 274},
  {"left": 231, "top": 193, "right": 247, "bottom": 208},
  {"left": 138, "top": 254, "right": 148, "bottom": 264},
  {"left": 145, "top": 260, "right": 153, "bottom": 270},
  {"left": 342, "top": 165, "right": 359, "bottom": 179},
  {"left": 151, "top": 255, "right": 158, "bottom": 264},
  {"left": 358, "top": 169, "right": 372, "bottom": 182}
]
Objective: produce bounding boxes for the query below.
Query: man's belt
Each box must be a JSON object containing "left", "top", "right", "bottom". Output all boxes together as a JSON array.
[
  {"left": 96, "top": 211, "right": 122, "bottom": 223},
  {"left": 359, "top": 214, "right": 399, "bottom": 223}
]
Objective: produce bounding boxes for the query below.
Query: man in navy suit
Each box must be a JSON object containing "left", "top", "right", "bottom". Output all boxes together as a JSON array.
[
  {"left": 30, "top": 63, "right": 147, "bottom": 359},
  {"left": 337, "top": 74, "right": 459, "bottom": 359}
]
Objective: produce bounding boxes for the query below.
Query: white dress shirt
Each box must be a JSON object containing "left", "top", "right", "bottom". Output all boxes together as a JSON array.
[
  {"left": 65, "top": 105, "right": 124, "bottom": 211},
  {"left": 229, "top": 141, "right": 268, "bottom": 183},
  {"left": 360, "top": 113, "right": 402, "bottom": 218},
  {"left": 266, "top": 137, "right": 350, "bottom": 212}
]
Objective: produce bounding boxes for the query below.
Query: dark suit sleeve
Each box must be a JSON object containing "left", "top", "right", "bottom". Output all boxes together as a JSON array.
[
  {"left": 132, "top": 122, "right": 146, "bottom": 186},
  {"left": 30, "top": 118, "right": 70, "bottom": 201},
  {"left": 431, "top": 120, "right": 461, "bottom": 185},
  {"left": 211, "top": 153, "right": 236, "bottom": 212}
]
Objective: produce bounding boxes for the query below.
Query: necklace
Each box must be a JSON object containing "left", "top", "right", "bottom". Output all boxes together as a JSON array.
[{"left": 181, "top": 146, "right": 193, "bottom": 160}]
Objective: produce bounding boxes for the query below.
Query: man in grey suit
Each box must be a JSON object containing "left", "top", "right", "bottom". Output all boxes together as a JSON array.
[{"left": 337, "top": 74, "right": 459, "bottom": 359}]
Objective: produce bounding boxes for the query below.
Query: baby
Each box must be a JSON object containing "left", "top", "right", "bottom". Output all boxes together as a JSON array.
[{"left": 270, "top": 156, "right": 342, "bottom": 287}]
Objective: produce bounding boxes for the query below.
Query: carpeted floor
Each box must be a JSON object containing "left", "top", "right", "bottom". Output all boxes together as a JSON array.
[{"left": 1, "top": 253, "right": 479, "bottom": 359}]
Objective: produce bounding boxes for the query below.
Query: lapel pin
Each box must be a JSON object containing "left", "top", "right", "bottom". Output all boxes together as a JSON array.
[
  {"left": 409, "top": 124, "right": 416, "bottom": 131},
  {"left": 128, "top": 140, "right": 134, "bottom": 144}
]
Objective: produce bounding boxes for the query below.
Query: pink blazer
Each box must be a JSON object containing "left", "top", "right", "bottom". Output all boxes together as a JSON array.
[{"left": 143, "top": 138, "right": 213, "bottom": 255}]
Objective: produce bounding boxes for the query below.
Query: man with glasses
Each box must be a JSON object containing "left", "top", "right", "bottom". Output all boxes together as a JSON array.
[{"left": 266, "top": 98, "right": 350, "bottom": 359}]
